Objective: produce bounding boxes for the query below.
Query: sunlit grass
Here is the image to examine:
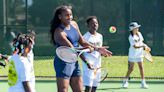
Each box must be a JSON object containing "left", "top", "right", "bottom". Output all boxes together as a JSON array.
[{"left": 1, "top": 56, "right": 164, "bottom": 79}]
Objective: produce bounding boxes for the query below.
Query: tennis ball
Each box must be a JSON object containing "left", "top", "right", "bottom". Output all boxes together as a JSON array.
[{"left": 109, "top": 26, "right": 116, "bottom": 33}]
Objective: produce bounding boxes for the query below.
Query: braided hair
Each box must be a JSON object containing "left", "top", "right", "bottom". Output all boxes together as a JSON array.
[{"left": 12, "top": 34, "right": 33, "bottom": 55}]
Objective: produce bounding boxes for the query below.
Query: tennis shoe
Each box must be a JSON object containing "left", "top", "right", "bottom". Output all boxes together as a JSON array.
[
  {"left": 122, "top": 81, "right": 128, "bottom": 88},
  {"left": 141, "top": 82, "right": 148, "bottom": 89}
]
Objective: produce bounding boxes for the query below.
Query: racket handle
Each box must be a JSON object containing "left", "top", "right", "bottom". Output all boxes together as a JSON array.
[
  {"left": 82, "top": 49, "right": 90, "bottom": 53},
  {"left": 76, "top": 48, "right": 90, "bottom": 53},
  {"left": 78, "top": 49, "right": 90, "bottom": 57}
]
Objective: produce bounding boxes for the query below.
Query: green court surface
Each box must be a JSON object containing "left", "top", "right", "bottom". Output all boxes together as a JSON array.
[{"left": 1, "top": 80, "right": 164, "bottom": 92}]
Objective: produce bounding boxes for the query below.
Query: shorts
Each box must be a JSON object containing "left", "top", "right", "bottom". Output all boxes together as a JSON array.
[
  {"left": 83, "top": 68, "right": 101, "bottom": 87},
  {"left": 54, "top": 56, "right": 81, "bottom": 79},
  {"left": 128, "top": 57, "right": 143, "bottom": 62}
]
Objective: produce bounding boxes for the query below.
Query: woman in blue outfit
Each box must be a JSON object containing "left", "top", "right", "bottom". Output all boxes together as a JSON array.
[{"left": 49, "top": 5, "right": 112, "bottom": 92}]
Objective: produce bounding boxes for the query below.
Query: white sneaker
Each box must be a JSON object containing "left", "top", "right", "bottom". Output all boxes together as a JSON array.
[
  {"left": 141, "top": 82, "right": 148, "bottom": 89},
  {"left": 122, "top": 81, "right": 128, "bottom": 88}
]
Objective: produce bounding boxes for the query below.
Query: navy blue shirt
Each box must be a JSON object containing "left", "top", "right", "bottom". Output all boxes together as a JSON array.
[{"left": 56, "top": 24, "right": 80, "bottom": 47}]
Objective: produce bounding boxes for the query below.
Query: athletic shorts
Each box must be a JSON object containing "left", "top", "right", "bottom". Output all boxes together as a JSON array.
[
  {"left": 54, "top": 56, "right": 81, "bottom": 79},
  {"left": 83, "top": 69, "right": 101, "bottom": 87}
]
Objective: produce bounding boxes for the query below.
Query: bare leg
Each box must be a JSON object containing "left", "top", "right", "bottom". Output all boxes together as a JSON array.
[
  {"left": 122, "top": 62, "right": 135, "bottom": 88},
  {"left": 70, "top": 76, "right": 83, "bottom": 92},
  {"left": 125, "top": 62, "right": 135, "bottom": 79},
  {"left": 91, "top": 87, "right": 97, "bottom": 92},
  {"left": 137, "top": 62, "right": 144, "bottom": 79},
  {"left": 85, "top": 86, "right": 92, "bottom": 92},
  {"left": 137, "top": 61, "right": 148, "bottom": 88},
  {"left": 56, "top": 78, "right": 70, "bottom": 92},
  {"left": 84, "top": 86, "right": 97, "bottom": 92}
]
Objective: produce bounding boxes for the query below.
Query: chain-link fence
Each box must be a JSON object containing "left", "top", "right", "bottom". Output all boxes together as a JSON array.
[{"left": 0, "top": 0, "right": 164, "bottom": 56}]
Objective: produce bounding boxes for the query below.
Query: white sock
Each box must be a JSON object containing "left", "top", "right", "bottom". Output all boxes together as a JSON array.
[
  {"left": 141, "top": 79, "right": 146, "bottom": 83},
  {"left": 124, "top": 78, "right": 128, "bottom": 82}
]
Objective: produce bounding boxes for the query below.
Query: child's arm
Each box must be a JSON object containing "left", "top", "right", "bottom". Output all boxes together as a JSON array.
[
  {"left": 22, "top": 81, "right": 32, "bottom": 92},
  {"left": 80, "top": 54, "right": 94, "bottom": 70}
]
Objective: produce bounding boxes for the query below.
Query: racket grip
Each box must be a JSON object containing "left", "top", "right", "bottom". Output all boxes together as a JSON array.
[
  {"left": 78, "top": 49, "right": 90, "bottom": 56},
  {"left": 82, "top": 49, "right": 90, "bottom": 53}
]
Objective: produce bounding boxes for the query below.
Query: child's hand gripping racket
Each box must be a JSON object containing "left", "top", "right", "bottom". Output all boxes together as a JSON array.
[{"left": 56, "top": 46, "right": 91, "bottom": 63}]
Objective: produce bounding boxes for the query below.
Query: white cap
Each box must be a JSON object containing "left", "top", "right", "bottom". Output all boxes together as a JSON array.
[{"left": 129, "top": 22, "right": 141, "bottom": 31}]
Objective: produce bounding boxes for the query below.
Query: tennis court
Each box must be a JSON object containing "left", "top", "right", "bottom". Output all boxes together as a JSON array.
[
  {"left": 0, "top": 0, "right": 164, "bottom": 92},
  {"left": 1, "top": 56, "right": 164, "bottom": 92},
  {"left": 1, "top": 80, "right": 164, "bottom": 92}
]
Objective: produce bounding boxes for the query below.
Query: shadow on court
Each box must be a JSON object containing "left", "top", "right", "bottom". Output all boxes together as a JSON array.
[
  {"left": 1, "top": 80, "right": 164, "bottom": 92},
  {"left": 97, "top": 87, "right": 122, "bottom": 91},
  {"left": 96, "top": 80, "right": 164, "bottom": 92}
]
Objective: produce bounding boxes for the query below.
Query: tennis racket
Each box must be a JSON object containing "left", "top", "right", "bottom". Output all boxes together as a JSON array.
[
  {"left": 0, "top": 54, "right": 8, "bottom": 68},
  {"left": 56, "top": 46, "right": 90, "bottom": 63},
  {"left": 0, "top": 54, "right": 8, "bottom": 60},
  {"left": 93, "top": 67, "right": 108, "bottom": 83},
  {"left": 144, "top": 50, "right": 153, "bottom": 62}
]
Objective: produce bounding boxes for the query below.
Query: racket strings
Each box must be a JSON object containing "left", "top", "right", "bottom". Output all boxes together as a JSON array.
[
  {"left": 59, "top": 50, "right": 77, "bottom": 60},
  {"left": 144, "top": 50, "right": 153, "bottom": 62},
  {"left": 56, "top": 47, "right": 78, "bottom": 62}
]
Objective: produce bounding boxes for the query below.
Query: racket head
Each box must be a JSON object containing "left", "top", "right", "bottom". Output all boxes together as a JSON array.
[
  {"left": 1, "top": 54, "right": 8, "bottom": 60},
  {"left": 99, "top": 68, "right": 108, "bottom": 83},
  {"left": 93, "top": 67, "right": 108, "bottom": 83},
  {"left": 144, "top": 50, "right": 153, "bottom": 62},
  {"left": 0, "top": 59, "right": 6, "bottom": 68},
  {"left": 56, "top": 46, "right": 78, "bottom": 63},
  {"left": 0, "top": 54, "right": 8, "bottom": 68}
]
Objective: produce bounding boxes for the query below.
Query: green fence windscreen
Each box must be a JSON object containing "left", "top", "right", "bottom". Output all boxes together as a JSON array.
[{"left": 0, "top": 0, "right": 164, "bottom": 56}]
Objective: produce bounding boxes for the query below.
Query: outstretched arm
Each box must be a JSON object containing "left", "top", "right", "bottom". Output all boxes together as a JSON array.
[
  {"left": 71, "top": 21, "right": 112, "bottom": 57},
  {"left": 133, "top": 43, "right": 151, "bottom": 51}
]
